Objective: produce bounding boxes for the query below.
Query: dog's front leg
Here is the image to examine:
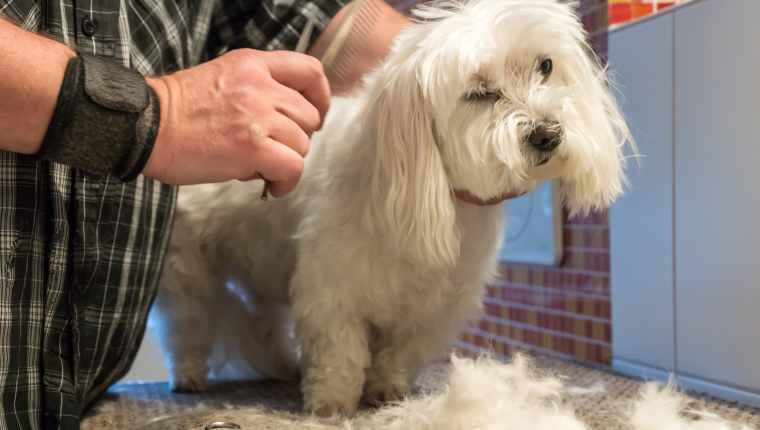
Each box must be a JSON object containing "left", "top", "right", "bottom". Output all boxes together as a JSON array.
[
  {"left": 294, "top": 296, "right": 371, "bottom": 417},
  {"left": 363, "top": 329, "right": 432, "bottom": 406},
  {"left": 364, "top": 339, "right": 413, "bottom": 406},
  {"left": 364, "top": 308, "right": 473, "bottom": 406}
]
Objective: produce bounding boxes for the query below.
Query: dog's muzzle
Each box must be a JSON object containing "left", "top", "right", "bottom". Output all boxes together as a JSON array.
[
  {"left": 525, "top": 121, "right": 562, "bottom": 166},
  {"left": 527, "top": 121, "right": 562, "bottom": 153}
]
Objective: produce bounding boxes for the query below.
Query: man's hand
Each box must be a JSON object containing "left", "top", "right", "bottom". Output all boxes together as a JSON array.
[{"left": 143, "top": 49, "right": 330, "bottom": 195}]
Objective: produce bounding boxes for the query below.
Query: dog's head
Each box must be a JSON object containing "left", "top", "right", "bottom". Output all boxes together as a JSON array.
[{"left": 365, "top": 0, "right": 634, "bottom": 266}]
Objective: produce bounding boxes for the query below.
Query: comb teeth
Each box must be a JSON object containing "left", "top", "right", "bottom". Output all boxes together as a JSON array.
[{"left": 321, "top": 0, "right": 384, "bottom": 84}]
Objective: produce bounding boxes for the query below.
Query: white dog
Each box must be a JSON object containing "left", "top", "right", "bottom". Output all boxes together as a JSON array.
[{"left": 153, "top": 0, "right": 633, "bottom": 417}]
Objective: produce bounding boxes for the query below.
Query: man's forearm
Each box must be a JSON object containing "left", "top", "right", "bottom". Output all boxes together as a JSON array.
[
  {"left": 310, "top": 0, "right": 410, "bottom": 95},
  {"left": 0, "top": 18, "right": 75, "bottom": 154}
]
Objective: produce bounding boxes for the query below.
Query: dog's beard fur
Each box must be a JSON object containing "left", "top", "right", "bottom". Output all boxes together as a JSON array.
[{"left": 153, "top": 0, "right": 635, "bottom": 417}]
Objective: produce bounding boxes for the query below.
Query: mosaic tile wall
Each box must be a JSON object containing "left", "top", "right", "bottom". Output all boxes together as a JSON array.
[
  {"left": 455, "top": 0, "right": 614, "bottom": 366},
  {"left": 458, "top": 212, "right": 613, "bottom": 365}
]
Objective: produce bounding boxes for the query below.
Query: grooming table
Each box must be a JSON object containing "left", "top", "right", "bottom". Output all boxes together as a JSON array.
[{"left": 82, "top": 355, "right": 760, "bottom": 429}]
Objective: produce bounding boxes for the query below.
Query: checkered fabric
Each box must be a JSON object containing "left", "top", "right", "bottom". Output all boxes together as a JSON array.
[{"left": 0, "top": 0, "right": 347, "bottom": 428}]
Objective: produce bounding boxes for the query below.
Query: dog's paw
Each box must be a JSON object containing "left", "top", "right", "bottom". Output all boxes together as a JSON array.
[
  {"left": 362, "top": 381, "right": 408, "bottom": 407},
  {"left": 169, "top": 372, "right": 208, "bottom": 393},
  {"left": 306, "top": 397, "right": 359, "bottom": 418}
]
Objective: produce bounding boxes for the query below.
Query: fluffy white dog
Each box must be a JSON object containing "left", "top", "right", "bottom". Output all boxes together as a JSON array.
[{"left": 153, "top": 0, "right": 633, "bottom": 418}]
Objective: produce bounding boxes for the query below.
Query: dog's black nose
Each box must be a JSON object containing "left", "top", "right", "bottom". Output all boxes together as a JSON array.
[{"left": 528, "top": 123, "right": 562, "bottom": 152}]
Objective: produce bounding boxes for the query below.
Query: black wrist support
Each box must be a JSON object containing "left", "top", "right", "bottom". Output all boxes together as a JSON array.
[{"left": 38, "top": 54, "right": 160, "bottom": 182}]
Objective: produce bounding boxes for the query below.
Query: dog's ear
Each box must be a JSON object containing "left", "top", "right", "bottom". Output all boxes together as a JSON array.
[
  {"left": 364, "top": 60, "right": 460, "bottom": 268},
  {"left": 559, "top": 40, "right": 636, "bottom": 217}
]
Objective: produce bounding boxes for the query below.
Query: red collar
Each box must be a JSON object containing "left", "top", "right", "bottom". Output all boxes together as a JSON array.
[{"left": 453, "top": 189, "right": 525, "bottom": 206}]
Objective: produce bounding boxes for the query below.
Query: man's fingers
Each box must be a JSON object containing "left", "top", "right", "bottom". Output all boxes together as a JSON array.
[
  {"left": 264, "top": 51, "right": 331, "bottom": 123},
  {"left": 272, "top": 84, "right": 322, "bottom": 137},
  {"left": 252, "top": 138, "right": 305, "bottom": 197},
  {"left": 268, "top": 114, "right": 311, "bottom": 157}
]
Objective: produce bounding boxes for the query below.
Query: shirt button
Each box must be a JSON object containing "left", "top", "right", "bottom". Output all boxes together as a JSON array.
[{"left": 81, "top": 16, "right": 97, "bottom": 37}]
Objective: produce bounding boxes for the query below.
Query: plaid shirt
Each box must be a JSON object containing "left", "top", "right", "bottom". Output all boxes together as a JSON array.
[{"left": 0, "top": 0, "right": 346, "bottom": 428}]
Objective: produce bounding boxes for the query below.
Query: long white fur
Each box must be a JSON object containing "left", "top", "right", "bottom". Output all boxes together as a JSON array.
[
  {"left": 347, "top": 355, "right": 753, "bottom": 430},
  {"left": 153, "top": 0, "right": 634, "bottom": 417},
  {"left": 351, "top": 355, "right": 586, "bottom": 430}
]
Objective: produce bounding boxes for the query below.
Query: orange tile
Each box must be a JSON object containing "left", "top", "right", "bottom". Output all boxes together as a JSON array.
[
  {"left": 574, "top": 319, "right": 586, "bottom": 337},
  {"left": 585, "top": 298, "right": 597, "bottom": 317},
  {"left": 593, "top": 322, "right": 606, "bottom": 341},
  {"left": 498, "top": 321, "right": 511, "bottom": 338},
  {"left": 567, "top": 298, "right": 580, "bottom": 314},
  {"left": 574, "top": 341, "right": 587, "bottom": 361},
  {"left": 542, "top": 332, "right": 553, "bottom": 350},
  {"left": 577, "top": 299, "right": 587, "bottom": 315},
  {"left": 489, "top": 319, "right": 499, "bottom": 336},
  {"left": 527, "top": 310, "right": 538, "bottom": 326},
  {"left": 500, "top": 305, "right": 510, "bottom": 320},
  {"left": 513, "top": 269, "right": 529, "bottom": 285},
  {"left": 586, "top": 343, "right": 596, "bottom": 363}
]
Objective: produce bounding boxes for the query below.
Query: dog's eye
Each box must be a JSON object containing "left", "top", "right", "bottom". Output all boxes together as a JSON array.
[{"left": 539, "top": 58, "right": 553, "bottom": 78}]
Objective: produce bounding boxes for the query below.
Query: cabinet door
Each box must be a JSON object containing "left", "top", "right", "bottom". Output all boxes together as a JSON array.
[
  {"left": 675, "top": 0, "right": 760, "bottom": 394},
  {"left": 609, "top": 12, "right": 675, "bottom": 374}
]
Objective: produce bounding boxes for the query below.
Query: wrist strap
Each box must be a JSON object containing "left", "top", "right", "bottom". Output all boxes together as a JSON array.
[{"left": 39, "top": 54, "right": 160, "bottom": 182}]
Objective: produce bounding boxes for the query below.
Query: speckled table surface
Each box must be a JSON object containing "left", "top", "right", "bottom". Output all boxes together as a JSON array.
[{"left": 82, "top": 355, "right": 760, "bottom": 430}]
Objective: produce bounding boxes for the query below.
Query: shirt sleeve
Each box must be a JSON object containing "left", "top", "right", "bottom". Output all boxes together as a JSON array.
[
  {"left": 204, "top": 0, "right": 350, "bottom": 59},
  {"left": 0, "top": 0, "right": 29, "bottom": 26}
]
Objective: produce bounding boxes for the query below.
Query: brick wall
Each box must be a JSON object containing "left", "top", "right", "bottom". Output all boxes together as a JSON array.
[
  {"left": 455, "top": 0, "right": 614, "bottom": 366},
  {"left": 459, "top": 212, "right": 613, "bottom": 365}
]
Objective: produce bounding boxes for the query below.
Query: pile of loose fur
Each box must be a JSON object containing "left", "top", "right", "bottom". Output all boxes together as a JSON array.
[{"left": 344, "top": 355, "right": 753, "bottom": 430}]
